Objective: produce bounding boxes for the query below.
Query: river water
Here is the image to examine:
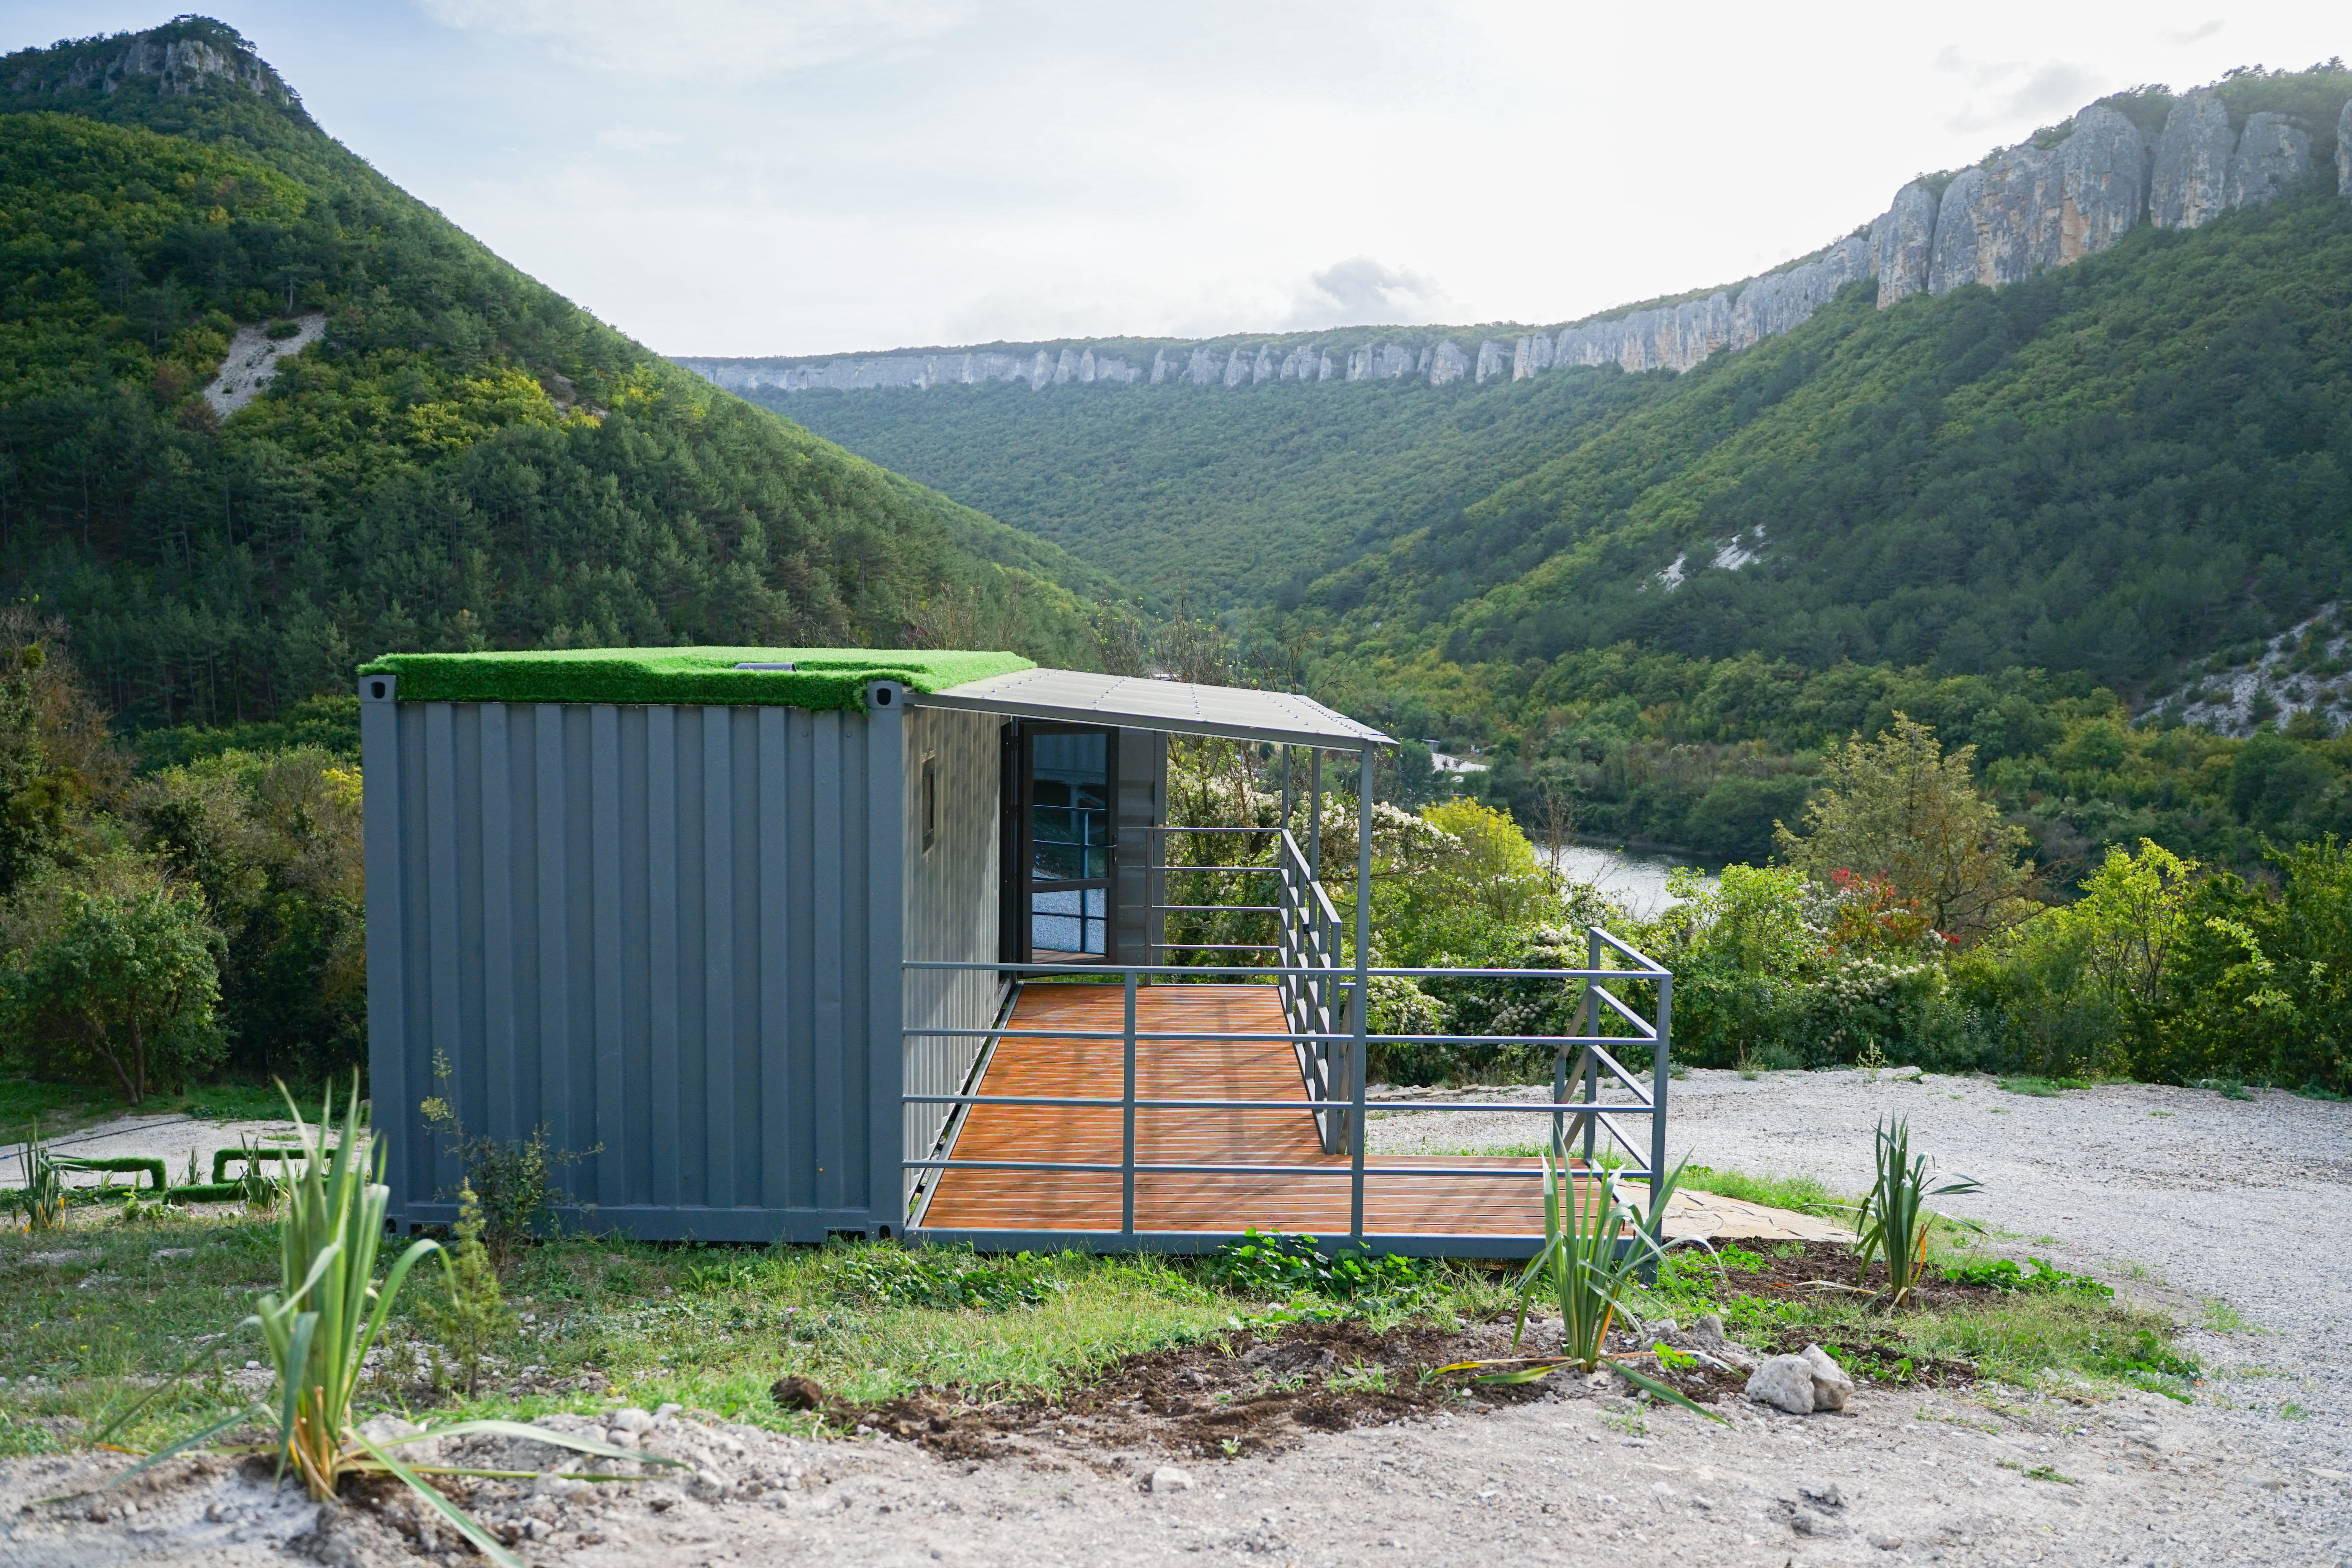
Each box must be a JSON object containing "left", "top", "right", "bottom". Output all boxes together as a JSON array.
[{"left": 1546, "top": 842, "right": 1721, "bottom": 920}]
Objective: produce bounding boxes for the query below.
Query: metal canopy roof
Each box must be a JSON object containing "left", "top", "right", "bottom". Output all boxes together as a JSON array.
[{"left": 911, "top": 667, "right": 1392, "bottom": 750}]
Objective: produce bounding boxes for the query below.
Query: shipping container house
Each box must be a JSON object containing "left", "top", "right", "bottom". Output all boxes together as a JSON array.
[{"left": 361, "top": 647, "right": 1675, "bottom": 1256}]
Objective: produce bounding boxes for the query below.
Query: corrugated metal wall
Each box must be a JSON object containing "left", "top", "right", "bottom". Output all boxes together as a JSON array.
[
  {"left": 362, "top": 686, "right": 907, "bottom": 1241},
  {"left": 900, "top": 706, "right": 1003, "bottom": 1212}
]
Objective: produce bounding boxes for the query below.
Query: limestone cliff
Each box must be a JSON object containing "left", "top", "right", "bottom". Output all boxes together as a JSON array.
[
  {"left": 681, "top": 79, "right": 2348, "bottom": 401},
  {"left": 6, "top": 20, "right": 299, "bottom": 107}
]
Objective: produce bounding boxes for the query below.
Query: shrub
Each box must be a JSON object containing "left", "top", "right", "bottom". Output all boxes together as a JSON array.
[
  {"left": 2130, "top": 836, "right": 2350, "bottom": 1092},
  {"left": 0, "top": 855, "right": 224, "bottom": 1104},
  {"left": 414, "top": 1183, "right": 517, "bottom": 1394}
]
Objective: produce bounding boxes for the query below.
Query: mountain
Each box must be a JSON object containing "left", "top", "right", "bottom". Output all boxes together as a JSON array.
[
  {"left": 0, "top": 18, "right": 1107, "bottom": 731},
  {"left": 683, "top": 71, "right": 2352, "bottom": 613}
]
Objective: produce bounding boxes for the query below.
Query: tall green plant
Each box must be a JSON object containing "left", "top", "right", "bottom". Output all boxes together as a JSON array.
[
  {"left": 4, "top": 1118, "right": 64, "bottom": 1231},
  {"left": 98, "top": 1080, "right": 677, "bottom": 1568},
  {"left": 1853, "top": 1116, "right": 1981, "bottom": 1309},
  {"left": 1441, "top": 1155, "right": 1724, "bottom": 1422}
]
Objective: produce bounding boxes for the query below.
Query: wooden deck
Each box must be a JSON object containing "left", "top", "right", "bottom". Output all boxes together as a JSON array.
[{"left": 917, "top": 982, "right": 1558, "bottom": 1241}]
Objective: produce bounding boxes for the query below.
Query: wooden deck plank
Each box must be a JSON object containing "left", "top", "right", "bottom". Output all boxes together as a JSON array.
[{"left": 920, "top": 982, "right": 1557, "bottom": 1239}]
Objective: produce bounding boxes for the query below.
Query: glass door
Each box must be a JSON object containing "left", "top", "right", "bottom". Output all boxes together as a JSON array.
[{"left": 1017, "top": 725, "right": 1117, "bottom": 963}]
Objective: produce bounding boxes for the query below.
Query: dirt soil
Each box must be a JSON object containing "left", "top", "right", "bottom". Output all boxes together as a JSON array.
[
  {"left": 840, "top": 1244, "right": 2001, "bottom": 1464},
  {"left": 0, "top": 1356, "right": 2324, "bottom": 1568}
]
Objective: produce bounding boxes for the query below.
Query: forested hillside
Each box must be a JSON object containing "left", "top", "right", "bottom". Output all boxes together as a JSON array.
[
  {"left": 0, "top": 18, "right": 1105, "bottom": 730},
  {"left": 1318, "top": 190, "right": 2352, "bottom": 696},
  {"left": 771, "top": 368, "right": 1670, "bottom": 606},
  {"left": 756, "top": 64, "right": 2352, "bottom": 880}
]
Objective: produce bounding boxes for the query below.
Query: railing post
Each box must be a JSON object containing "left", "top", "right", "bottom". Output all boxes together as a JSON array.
[
  {"left": 1350, "top": 744, "right": 1372, "bottom": 1244},
  {"left": 1123, "top": 966, "right": 1138, "bottom": 1237},
  {"left": 1308, "top": 750, "right": 1322, "bottom": 882},
  {"left": 1650, "top": 969, "right": 1671, "bottom": 1247},
  {"left": 1582, "top": 929, "right": 1602, "bottom": 1165}
]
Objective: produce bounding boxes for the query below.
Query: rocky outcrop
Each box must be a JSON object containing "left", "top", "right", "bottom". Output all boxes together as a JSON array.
[
  {"left": 8, "top": 25, "right": 298, "bottom": 106},
  {"left": 203, "top": 314, "right": 327, "bottom": 417},
  {"left": 682, "top": 85, "right": 2352, "bottom": 400},
  {"left": 2343, "top": 100, "right": 2352, "bottom": 197},
  {"left": 2225, "top": 112, "right": 2312, "bottom": 208},
  {"left": 2060, "top": 105, "right": 2148, "bottom": 262},
  {"left": 1873, "top": 182, "right": 1938, "bottom": 306},
  {"left": 2152, "top": 89, "right": 2234, "bottom": 229},
  {"left": 1926, "top": 105, "right": 2145, "bottom": 294}
]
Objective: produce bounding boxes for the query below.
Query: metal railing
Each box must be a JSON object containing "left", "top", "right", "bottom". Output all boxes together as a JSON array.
[{"left": 899, "top": 866, "right": 1673, "bottom": 1255}]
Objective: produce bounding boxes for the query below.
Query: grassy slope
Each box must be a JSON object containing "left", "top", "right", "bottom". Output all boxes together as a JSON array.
[{"left": 0, "top": 20, "right": 1106, "bottom": 728}]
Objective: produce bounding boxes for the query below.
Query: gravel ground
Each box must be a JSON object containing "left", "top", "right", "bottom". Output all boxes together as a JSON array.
[
  {"left": 0, "top": 1367, "right": 2337, "bottom": 1567},
  {"left": 1, "top": 1070, "right": 2345, "bottom": 1566},
  {"left": 0, "top": 1115, "right": 310, "bottom": 1188},
  {"left": 1374, "top": 1067, "right": 2352, "bottom": 1477}
]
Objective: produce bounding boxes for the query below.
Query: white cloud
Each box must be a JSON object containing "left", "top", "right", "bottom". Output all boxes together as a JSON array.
[
  {"left": 1935, "top": 47, "right": 2102, "bottom": 134},
  {"left": 1280, "top": 257, "right": 1453, "bottom": 330}
]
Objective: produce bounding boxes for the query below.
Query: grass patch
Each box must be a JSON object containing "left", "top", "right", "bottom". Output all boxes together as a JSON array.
[
  {"left": 0, "top": 1216, "right": 1515, "bottom": 1452},
  {"left": 1433, "top": 1158, "right": 1858, "bottom": 1223},
  {"left": 2198, "top": 1298, "right": 2260, "bottom": 1334},
  {"left": 2193, "top": 1078, "right": 2255, "bottom": 1101},
  {"left": 1997, "top": 1077, "right": 2091, "bottom": 1097},
  {"left": 0, "top": 1075, "right": 318, "bottom": 1140},
  {"left": 1674, "top": 1165, "right": 1852, "bottom": 1219}
]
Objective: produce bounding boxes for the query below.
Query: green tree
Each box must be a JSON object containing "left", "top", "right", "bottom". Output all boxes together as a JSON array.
[
  {"left": 132, "top": 746, "right": 366, "bottom": 1080},
  {"left": 1775, "top": 714, "right": 2034, "bottom": 943},
  {"left": 0, "top": 856, "right": 225, "bottom": 1103},
  {"left": 2134, "top": 836, "right": 2352, "bottom": 1091}
]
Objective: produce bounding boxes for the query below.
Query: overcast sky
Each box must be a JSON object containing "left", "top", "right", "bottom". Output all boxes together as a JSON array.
[{"left": 8, "top": 2, "right": 2347, "bottom": 354}]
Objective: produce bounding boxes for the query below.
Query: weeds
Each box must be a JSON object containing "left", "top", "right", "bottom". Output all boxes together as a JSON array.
[
  {"left": 2198, "top": 1298, "right": 2259, "bottom": 1334},
  {"left": 828, "top": 1245, "right": 1061, "bottom": 1311},
  {"left": 1998, "top": 1459, "right": 2078, "bottom": 1485},
  {"left": 419, "top": 1052, "right": 593, "bottom": 1267},
  {"left": 2192, "top": 1078, "right": 2255, "bottom": 1101},
  {"left": 1936, "top": 1256, "right": 2111, "bottom": 1300},
  {"left": 1202, "top": 1229, "right": 1437, "bottom": 1305},
  {"left": 1326, "top": 1360, "right": 1393, "bottom": 1395},
  {"left": 1997, "top": 1077, "right": 2091, "bottom": 1096}
]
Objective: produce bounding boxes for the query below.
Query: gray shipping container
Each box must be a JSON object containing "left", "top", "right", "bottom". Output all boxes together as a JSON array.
[{"left": 362, "top": 670, "right": 1172, "bottom": 1240}]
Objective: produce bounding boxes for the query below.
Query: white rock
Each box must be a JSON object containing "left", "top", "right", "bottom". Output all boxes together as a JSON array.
[
  {"left": 1800, "top": 1344, "right": 1855, "bottom": 1412},
  {"left": 654, "top": 1402, "right": 683, "bottom": 1423},
  {"left": 1149, "top": 1466, "right": 1195, "bottom": 1494},
  {"left": 610, "top": 1407, "right": 655, "bottom": 1434},
  {"left": 1746, "top": 1355, "right": 1817, "bottom": 1414}
]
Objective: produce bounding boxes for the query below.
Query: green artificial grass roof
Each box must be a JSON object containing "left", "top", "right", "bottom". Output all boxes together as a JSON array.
[{"left": 356, "top": 648, "right": 1035, "bottom": 711}]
